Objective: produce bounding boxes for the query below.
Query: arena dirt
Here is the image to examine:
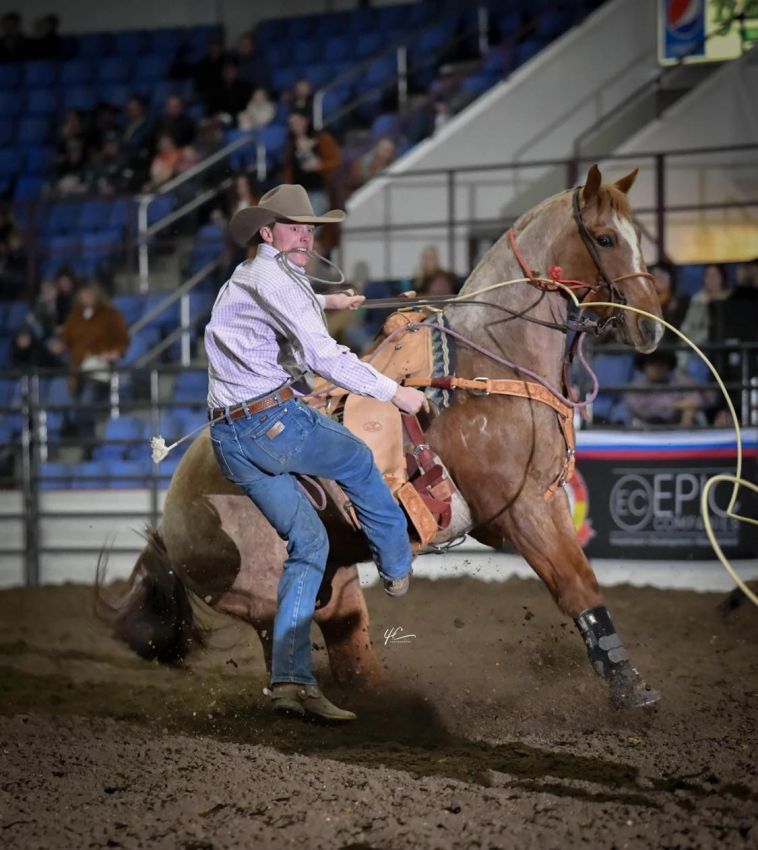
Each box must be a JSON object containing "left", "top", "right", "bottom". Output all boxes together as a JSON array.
[{"left": 1, "top": 575, "right": 756, "bottom": 849}]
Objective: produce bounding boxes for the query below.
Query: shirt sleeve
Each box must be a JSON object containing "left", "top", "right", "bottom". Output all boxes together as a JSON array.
[{"left": 253, "top": 269, "right": 398, "bottom": 402}]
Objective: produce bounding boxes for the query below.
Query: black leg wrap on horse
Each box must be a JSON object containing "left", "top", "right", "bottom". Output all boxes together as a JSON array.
[{"left": 574, "top": 605, "right": 660, "bottom": 709}]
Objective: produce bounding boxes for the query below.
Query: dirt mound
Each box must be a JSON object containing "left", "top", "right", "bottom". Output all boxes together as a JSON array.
[{"left": 1, "top": 576, "right": 756, "bottom": 849}]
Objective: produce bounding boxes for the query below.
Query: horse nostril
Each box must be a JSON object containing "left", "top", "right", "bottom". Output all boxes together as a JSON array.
[{"left": 638, "top": 317, "right": 660, "bottom": 344}]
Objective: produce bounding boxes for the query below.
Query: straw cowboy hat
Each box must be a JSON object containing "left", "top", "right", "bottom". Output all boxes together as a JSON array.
[{"left": 229, "top": 184, "right": 345, "bottom": 246}]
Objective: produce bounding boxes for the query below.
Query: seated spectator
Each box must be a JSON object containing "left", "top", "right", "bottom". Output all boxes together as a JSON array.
[
  {"left": 349, "top": 137, "right": 396, "bottom": 190},
  {"left": 0, "top": 232, "right": 26, "bottom": 300},
  {"left": 88, "top": 102, "right": 121, "bottom": 151},
  {"left": 54, "top": 268, "right": 76, "bottom": 326},
  {"left": 412, "top": 244, "right": 447, "bottom": 292},
  {"left": 237, "top": 87, "right": 276, "bottom": 131},
  {"left": 228, "top": 172, "right": 258, "bottom": 217},
  {"left": 10, "top": 325, "right": 61, "bottom": 370},
  {"left": 193, "top": 35, "right": 226, "bottom": 103},
  {"left": 625, "top": 351, "right": 705, "bottom": 428},
  {"left": 120, "top": 96, "right": 153, "bottom": 190},
  {"left": 146, "top": 134, "right": 183, "bottom": 189},
  {"left": 234, "top": 31, "right": 270, "bottom": 91},
  {"left": 61, "top": 282, "right": 129, "bottom": 439},
  {"left": 205, "top": 59, "right": 253, "bottom": 125},
  {"left": 730, "top": 258, "right": 758, "bottom": 303},
  {"left": 55, "top": 139, "right": 91, "bottom": 196},
  {"left": 153, "top": 95, "right": 196, "bottom": 149},
  {"left": 418, "top": 269, "right": 458, "bottom": 297},
  {"left": 650, "top": 261, "right": 688, "bottom": 330},
  {"left": 27, "top": 280, "right": 59, "bottom": 341},
  {"left": 90, "top": 131, "right": 130, "bottom": 196},
  {"left": 30, "top": 13, "right": 61, "bottom": 59},
  {"left": 678, "top": 263, "right": 731, "bottom": 369},
  {"left": 288, "top": 79, "right": 313, "bottom": 118},
  {"left": 0, "top": 12, "right": 30, "bottom": 63},
  {"left": 283, "top": 112, "right": 341, "bottom": 215},
  {"left": 57, "top": 110, "right": 89, "bottom": 160}
]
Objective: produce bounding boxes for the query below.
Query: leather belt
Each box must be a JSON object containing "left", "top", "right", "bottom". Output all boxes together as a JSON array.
[{"left": 208, "top": 386, "right": 295, "bottom": 422}]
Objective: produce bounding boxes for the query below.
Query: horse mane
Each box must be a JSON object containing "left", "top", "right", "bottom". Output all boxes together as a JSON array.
[{"left": 513, "top": 183, "right": 632, "bottom": 232}]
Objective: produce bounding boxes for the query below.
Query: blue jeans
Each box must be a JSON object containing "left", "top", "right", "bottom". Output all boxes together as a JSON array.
[{"left": 210, "top": 395, "right": 412, "bottom": 686}]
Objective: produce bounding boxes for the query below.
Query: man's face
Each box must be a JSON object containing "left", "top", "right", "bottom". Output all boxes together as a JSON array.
[{"left": 265, "top": 222, "right": 315, "bottom": 267}]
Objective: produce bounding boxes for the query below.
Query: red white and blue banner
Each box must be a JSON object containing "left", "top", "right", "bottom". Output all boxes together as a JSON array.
[{"left": 567, "top": 429, "right": 758, "bottom": 558}]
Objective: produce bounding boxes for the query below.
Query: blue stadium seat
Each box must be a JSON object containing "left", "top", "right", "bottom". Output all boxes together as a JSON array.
[
  {"left": 461, "top": 73, "right": 497, "bottom": 98},
  {"left": 141, "top": 293, "right": 180, "bottom": 333},
  {"left": 61, "top": 58, "right": 95, "bottom": 85},
  {"left": 0, "top": 119, "right": 14, "bottom": 146},
  {"left": 94, "top": 415, "right": 147, "bottom": 461},
  {"left": 41, "top": 375, "right": 72, "bottom": 407},
  {"left": 24, "top": 89, "right": 58, "bottom": 116},
  {"left": 356, "top": 32, "right": 383, "bottom": 59},
  {"left": 69, "top": 460, "right": 109, "bottom": 489},
  {"left": 0, "top": 91, "right": 23, "bottom": 116},
  {"left": 121, "top": 327, "right": 161, "bottom": 366},
  {"left": 76, "top": 33, "right": 112, "bottom": 58},
  {"left": 63, "top": 86, "right": 97, "bottom": 112},
  {"left": 371, "top": 113, "right": 398, "bottom": 139},
  {"left": 13, "top": 175, "right": 45, "bottom": 201},
  {"left": 112, "top": 294, "right": 146, "bottom": 326},
  {"left": 15, "top": 117, "right": 51, "bottom": 146},
  {"left": 23, "top": 61, "right": 59, "bottom": 87},
  {"left": 146, "top": 28, "right": 183, "bottom": 57},
  {"left": 536, "top": 9, "right": 573, "bottom": 40},
  {"left": 146, "top": 195, "right": 176, "bottom": 226},
  {"left": 514, "top": 39, "right": 545, "bottom": 66},
  {"left": 77, "top": 200, "right": 112, "bottom": 233},
  {"left": 0, "top": 148, "right": 22, "bottom": 177},
  {"left": 271, "top": 66, "right": 300, "bottom": 94},
  {"left": 324, "top": 34, "right": 351, "bottom": 62},
  {"left": 38, "top": 462, "right": 71, "bottom": 490},
  {"left": 130, "top": 53, "right": 172, "bottom": 83},
  {"left": 0, "top": 65, "right": 22, "bottom": 87},
  {"left": 97, "top": 83, "right": 131, "bottom": 108},
  {"left": 258, "top": 123, "right": 289, "bottom": 168},
  {"left": 24, "top": 145, "right": 55, "bottom": 175},
  {"left": 301, "top": 63, "right": 332, "bottom": 90},
  {"left": 112, "top": 30, "right": 149, "bottom": 56},
  {"left": 364, "top": 55, "right": 396, "bottom": 88},
  {"left": 0, "top": 301, "right": 29, "bottom": 332},
  {"left": 106, "top": 457, "right": 152, "bottom": 489},
  {"left": 100, "top": 56, "right": 132, "bottom": 83},
  {"left": 590, "top": 353, "right": 635, "bottom": 424}
]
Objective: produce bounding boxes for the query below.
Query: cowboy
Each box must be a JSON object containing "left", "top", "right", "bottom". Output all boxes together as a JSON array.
[{"left": 205, "top": 184, "right": 427, "bottom": 722}]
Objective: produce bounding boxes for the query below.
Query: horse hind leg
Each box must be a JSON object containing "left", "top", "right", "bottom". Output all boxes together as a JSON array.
[
  {"left": 502, "top": 490, "right": 660, "bottom": 709},
  {"left": 315, "top": 565, "right": 383, "bottom": 688}
]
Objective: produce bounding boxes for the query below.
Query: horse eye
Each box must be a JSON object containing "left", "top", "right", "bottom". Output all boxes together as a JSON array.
[{"left": 596, "top": 234, "right": 614, "bottom": 248}]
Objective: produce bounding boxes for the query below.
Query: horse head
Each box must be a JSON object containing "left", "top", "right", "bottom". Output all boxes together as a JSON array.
[{"left": 552, "top": 164, "right": 663, "bottom": 353}]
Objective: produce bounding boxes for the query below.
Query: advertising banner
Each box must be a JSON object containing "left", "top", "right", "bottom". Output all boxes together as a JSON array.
[
  {"left": 567, "top": 429, "right": 758, "bottom": 559},
  {"left": 658, "top": 0, "right": 758, "bottom": 65}
]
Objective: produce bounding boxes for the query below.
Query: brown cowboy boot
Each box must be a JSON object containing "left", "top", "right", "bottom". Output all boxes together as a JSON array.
[{"left": 270, "top": 683, "right": 357, "bottom": 722}]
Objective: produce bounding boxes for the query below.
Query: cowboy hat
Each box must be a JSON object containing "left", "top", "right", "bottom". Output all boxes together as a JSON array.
[{"left": 229, "top": 184, "right": 345, "bottom": 246}]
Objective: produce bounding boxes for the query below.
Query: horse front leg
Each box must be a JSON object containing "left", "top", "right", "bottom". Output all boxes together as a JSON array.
[
  {"left": 478, "top": 486, "right": 660, "bottom": 709},
  {"left": 315, "top": 565, "right": 383, "bottom": 688}
]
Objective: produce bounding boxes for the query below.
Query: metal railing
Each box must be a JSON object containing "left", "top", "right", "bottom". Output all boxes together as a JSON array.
[
  {"left": 342, "top": 143, "right": 758, "bottom": 274},
  {"left": 0, "top": 336, "right": 756, "bottom": 585}
]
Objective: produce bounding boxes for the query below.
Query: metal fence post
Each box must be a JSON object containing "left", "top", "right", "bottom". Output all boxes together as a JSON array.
[
  {"left": 655, "top": 153, "right": 666, "bottom": 263},
  {"left": 149, "top": 369, "right": 161, "bottom": 529},
  {"left": 447, "top": 170, "right": 456, "bottom": 272},
  {"left": 397, "top": 45, "right": 408, "bottom": 109},
  {"left": 20, "top": 375, "right": 39, "bottom": 586},
  {"left": 137, "top": 194, "right": 153, "bottom": 293}
]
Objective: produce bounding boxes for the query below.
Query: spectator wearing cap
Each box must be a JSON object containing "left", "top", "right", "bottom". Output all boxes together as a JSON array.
[
  {"left": 624, "top": 351, "right": 705, "bottom": 428},
  {"left": 205, "top": 59, "right": 253, "bottom": 125}
]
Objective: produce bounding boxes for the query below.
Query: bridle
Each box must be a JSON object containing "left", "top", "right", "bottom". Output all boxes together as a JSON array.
[{"left": 508, "top": 186, "right": 655, "bottom": 312}]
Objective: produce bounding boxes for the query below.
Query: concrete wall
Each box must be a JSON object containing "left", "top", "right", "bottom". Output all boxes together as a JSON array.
[
  {"left": 601, "top": 47, "right": 758, "bottom": 262},
  {"left": 342, "top": 0, "right": 660, "bottom": 279}
]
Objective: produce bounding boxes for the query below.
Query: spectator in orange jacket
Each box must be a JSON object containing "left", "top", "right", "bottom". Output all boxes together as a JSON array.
[{"left": 62, "top": 282, "right": 129, "bottom": 441}]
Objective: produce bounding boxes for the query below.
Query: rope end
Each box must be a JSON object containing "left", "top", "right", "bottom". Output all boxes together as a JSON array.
[{"left": 150, "top": 436, "right": 170, "bottom": 463}]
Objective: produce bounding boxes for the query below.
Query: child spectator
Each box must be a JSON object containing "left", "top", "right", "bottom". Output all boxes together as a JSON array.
[{"left": 237, "top": 88, "right": 276, "bottom": 131}]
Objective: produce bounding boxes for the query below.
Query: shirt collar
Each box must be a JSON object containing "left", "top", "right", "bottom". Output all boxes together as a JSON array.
[{"left": 257, "top": 243, "right": 279, "bottom": 259}]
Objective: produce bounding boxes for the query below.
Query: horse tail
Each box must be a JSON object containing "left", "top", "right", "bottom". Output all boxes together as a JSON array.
[{"left": 95, "top": 528, "right": 204, "bottom": 665}]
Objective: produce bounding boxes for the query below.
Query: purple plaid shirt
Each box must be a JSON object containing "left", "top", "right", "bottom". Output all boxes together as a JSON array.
[{"left": 205, "top": 244, "right": 398, "bottom": 408}]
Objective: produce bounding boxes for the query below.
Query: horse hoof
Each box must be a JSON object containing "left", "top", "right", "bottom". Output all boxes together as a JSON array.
[{"left": 610, "top": 668, "right": 661, "bottom": 709}]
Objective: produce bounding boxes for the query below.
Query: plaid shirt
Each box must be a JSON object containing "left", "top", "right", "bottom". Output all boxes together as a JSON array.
[{"left": 205, "top": 244, "right": 398, "bottom": 408}]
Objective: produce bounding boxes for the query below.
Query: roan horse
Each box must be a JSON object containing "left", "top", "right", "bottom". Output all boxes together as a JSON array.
[{"left": 103, "top": 165, "right": 664, "bottom": 709}]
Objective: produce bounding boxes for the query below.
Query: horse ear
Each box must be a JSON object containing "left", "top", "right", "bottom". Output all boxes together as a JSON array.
[
  {"left": 582, "top": 164, "right": 602, "bottom": 204},
  {"left": 615, "top": 168, "right": 639, "bottom": 194}
]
